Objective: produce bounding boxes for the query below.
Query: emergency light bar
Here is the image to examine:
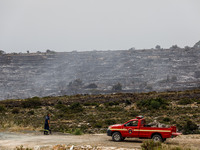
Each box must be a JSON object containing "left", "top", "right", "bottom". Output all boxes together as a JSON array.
[{"left": 136, "top": 116, "right": 144, "bottom": 119}]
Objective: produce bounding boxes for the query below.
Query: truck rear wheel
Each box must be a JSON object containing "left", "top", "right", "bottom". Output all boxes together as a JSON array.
[
  {"left": 152, "top": 134, "right": 163, "bottom": 142},
  {"left": 112, "top": 132, "right": 122, "bottom": 142}
]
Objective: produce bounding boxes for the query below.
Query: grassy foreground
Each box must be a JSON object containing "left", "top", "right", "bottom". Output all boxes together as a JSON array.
[{"left": 0, "top": 89, "right": 200, "bottom": 134}]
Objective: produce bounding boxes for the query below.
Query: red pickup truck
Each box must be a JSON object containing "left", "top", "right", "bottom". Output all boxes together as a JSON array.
[{"left": 107, "top": 116, "right": 181, "bottom": 142}]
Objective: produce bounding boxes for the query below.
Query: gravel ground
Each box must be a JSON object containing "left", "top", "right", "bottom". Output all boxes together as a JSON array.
[{"left": 0, "top": 132, "right": 200, "bottom": 150}]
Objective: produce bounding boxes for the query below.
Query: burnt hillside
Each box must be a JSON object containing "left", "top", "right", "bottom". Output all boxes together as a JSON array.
[{"left": 0, "top": 43, "right": 200, "bottom": 100}]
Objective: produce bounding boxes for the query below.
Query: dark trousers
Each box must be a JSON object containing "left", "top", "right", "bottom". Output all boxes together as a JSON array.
[{"left": 44, "top": 124, "right": 51, "bottom": 135}]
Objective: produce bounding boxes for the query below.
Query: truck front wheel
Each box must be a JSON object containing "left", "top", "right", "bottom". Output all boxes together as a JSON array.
[
  {"left": 112, "top": 132, "right": 122, "bottom": 142},
  {"left": 152, "top": 134, "right": 163, "bottom": 142}
]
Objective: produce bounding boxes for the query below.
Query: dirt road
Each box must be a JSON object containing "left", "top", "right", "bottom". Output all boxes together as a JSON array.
[{"left": 0, "top": 132, "right": 200, "bottom": 150}]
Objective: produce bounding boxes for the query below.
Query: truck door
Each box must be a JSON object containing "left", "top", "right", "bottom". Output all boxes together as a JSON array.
[{"left": 123, "top": 120, "right": 139, "bottom": 137}]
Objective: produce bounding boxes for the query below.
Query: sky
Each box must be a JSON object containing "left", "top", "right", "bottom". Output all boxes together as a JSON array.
[{"left": 0, "top": 0, "right": 200, "bottom": 53}]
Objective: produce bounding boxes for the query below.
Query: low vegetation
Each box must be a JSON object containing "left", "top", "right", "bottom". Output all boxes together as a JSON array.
[
  {"left": 0, "top": 89, "right": 199, "bottom": 135},
  {"left": 141, "top": 140, "right": 193, "bottom": 150}
]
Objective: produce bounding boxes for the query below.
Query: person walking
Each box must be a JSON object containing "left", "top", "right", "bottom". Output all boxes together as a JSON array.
[{"left": 44, "top": 113, "right": 51, "bottom": 135}]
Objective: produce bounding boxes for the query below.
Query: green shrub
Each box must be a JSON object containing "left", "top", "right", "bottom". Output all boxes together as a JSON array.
[
  {"left": 28, "top": 110, "right": 34, "bottom": 115},
  {"left": 129, "top": 110, "right": 138, "bottom": 117},
  {"left": 183, "top": 120, "right": 198, "bottom": 134},
  {"left": 105, "top": 119, "right": 116, "bottom": 125},
  {"left": 163, "top": 117, "right": 171, "bottom": 122},
  {"left": 137, "top": 98, "right": 168, "bottom": 110},
  {"left": 16, "top": 145, "right": 33, "bottom": 150},
  {"left": 73, "top": 128, "right": 83, "bottom": 135},
  {"left": 0, "top": 105, "right": 5, "bottom": 112},
  {"left": 125, "top": 99, "right": 131, "bottom": 105},
  {"left": 178, "top": 99, "right": 193, "bottom": 105},
  {"left": 83, "top": 102, "right": 99, "bottom": 106},
  {"left": 151, "top": 100, "right": 160, "bottom": 109},
  {"left": 96, "top": 106, "right": 104, "bottom": 111},
  {"left": 93, "top": 121, "right": 103, "bottom": 128},
  {"left": 141, "top": 140, "right": 161, "bottom": 150},
  {"left": 22, "top": 97, "right": 41, "bottom": 108},
  {"left": 12, "top": 108, "right": 20, "bottom": 114},
  {"left": 69, "top": 102, "right": 83, "bottom": 112},
  {"left": 105, "top": 101, "right": 119, "bottom": 106},
  {"left": 195, "top": 99, "right": 200, "bottom": 104},
  {"left": 106, "top": 106, "right": 123, "bottom": 111},
  {"left": 55, "top": 103, "right": 67, "bottom": 111}
]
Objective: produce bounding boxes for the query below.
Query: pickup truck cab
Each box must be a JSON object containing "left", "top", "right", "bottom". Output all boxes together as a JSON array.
[{"left": 107, "top": 116, "right": 181, "bottom": 142}]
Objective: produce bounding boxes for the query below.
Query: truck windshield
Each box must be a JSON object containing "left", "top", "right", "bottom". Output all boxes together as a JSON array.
[{"left": 125, "top": 120, "right": 138, "bottom": 126}]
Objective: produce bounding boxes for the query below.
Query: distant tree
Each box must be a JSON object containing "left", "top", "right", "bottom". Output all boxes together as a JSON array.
[
  {"left": 46, "top": 49, "right": 56, "bottom": 54},
  {"left": 112, "top": 83, "right": 122, "bottom": 91},
  {"left": 85, "top": 83, "right": 98, "bottom": 89},
  {"left": 170, "top": 45, "right": 179, "bottom": 50},
  {"left": 0, "top": 50, "right": 5, "bottom": 55},
  {"left": 155, "top": 45, "right": 161, "bottom": 50},
  {"left": 184, "top": 46, "right": 191, "bottom": 50},
  {"left": 27, "top": 50, "right": 29, "bottom": 54},
  {"left": 128, "top": 47, "right": 135, "bottom": 51}
]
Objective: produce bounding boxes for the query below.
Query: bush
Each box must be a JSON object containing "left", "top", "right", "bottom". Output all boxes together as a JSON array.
[
  {"left": 129, "top": 110, "right": 138, "bottom": 117},
  {"left": 12, "top": 108, "right": 20, "bottom": 114},
  {"left": 106, "top": 106, "right": 123, "bottom": 111},
  {"left": 193, "top": 99, "right": 200, "bottom": 104},
  {"left": 105, "top": 119, "right": 116, "bottom": 125},
  {"left": 137, "top": 98, "right": 168, "bottom": 110},
  {"left": 163, "top": 117, "right": 171, "bottom": 122},
  {"left": 28, "top": 110, "right": 34, "bottom": 115},
  {"left": 105, "top": 101, "right": 119, "bottom": 106},
  {"left": 72, "top": 128, "right": 83, "bottom": 135},
  {"left": 55, "top": 103, "right": 67, "bottom": 111},
  {"left": 83, "top": 102, "right": 99, "bottom": 106},
  {"left": 22, "top": 97, "right": 41, "bottom": 108},
  {"left": 15, "top": 145, "right": 32, "bottom": 150},
  {"left": 141, "top": 140, "right": 161, "bottom": 150},
  {"left": 125, "top": 99, "right": 131, "bottom": 105},
  {"left": 0, "top": 105, "right": 5, "bottom": 112},
  {"left": 183, "top": 120, "right": 198, "bottom": 134},
  {"left": 93, "top": 121, "right": 103, "bottom": 128},
  {"left": 15, "top": 145, "right": 33, "bottom": 150},
  {"left": 69, "top": 102, "right": 83, "bottom": 112},
  {"left": 151, "top": 100, "right": 160, "bottom": 109},
  {"left": 178, "top": 99, "right": 193, "bottom": 105}
]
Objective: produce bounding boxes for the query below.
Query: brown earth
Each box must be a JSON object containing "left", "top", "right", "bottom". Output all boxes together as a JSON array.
[{"left": 0, "top": 132, "right": 200, "bottom": 150}]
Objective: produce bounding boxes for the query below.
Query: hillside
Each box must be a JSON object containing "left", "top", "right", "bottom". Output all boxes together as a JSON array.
[
  {"left": 0, "top": 89, "right": 199, "bottom": 135},
  {"left": 0, "top": 42, "right": 200, "bottom": 100}
]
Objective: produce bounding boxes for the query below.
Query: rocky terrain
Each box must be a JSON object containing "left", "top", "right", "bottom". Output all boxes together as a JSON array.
[{"left": 0, "top": 41, "right": 200, "bottom": 100}]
